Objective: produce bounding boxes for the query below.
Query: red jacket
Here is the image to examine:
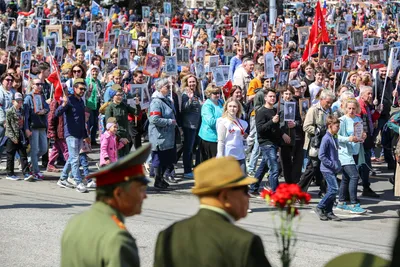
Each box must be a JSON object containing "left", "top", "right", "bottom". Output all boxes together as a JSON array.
[{"left": 47, "top": 99, "right": 65, "bottom": 140}]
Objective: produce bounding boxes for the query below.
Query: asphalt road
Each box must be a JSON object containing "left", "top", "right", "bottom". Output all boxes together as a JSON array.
[{"left": 0, "top": 148, "right": 399, "bottom": 267}]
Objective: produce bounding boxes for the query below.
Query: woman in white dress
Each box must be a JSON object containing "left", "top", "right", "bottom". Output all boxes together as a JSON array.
[{"left": 216, "top": 97, "right": 248, "bottom": 173}]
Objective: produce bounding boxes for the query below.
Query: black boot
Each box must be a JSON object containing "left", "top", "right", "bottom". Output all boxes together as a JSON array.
[{"left": 154, "top": 167, "right": 169, "bottom": 189}]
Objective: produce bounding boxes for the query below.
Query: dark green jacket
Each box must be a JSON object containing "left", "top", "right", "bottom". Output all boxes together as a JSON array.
[
  {"left": 61, "top": 202, "right": 140, "bottom": 267},
  {"left": 105, "top": 101, "right": 140, "bottom": 139},
  {"left": 154, "top": 208, "right": 271, "bottom": 267}
]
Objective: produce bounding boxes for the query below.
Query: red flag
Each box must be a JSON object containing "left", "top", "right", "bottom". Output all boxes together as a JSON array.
[
  {"left": 18, "top": 10, "right": 34, "bottom": 17},
  {"left": 222, "top": 80, "right": 232, "bottom": 99},
  {"left": 104, "top": 19, "right": 113, "bottom": 41},
  {"left": 302, "top": 1, "right": 330, "bottom": 61},
  {"left": 47, "top": 71, "right": 63, "bottom": 101}
]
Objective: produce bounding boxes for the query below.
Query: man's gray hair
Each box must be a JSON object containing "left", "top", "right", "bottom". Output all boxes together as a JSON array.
[
  {"left": 155, "top": 78, "right": 170, "bottom": 91},
  {"left": 359, "top": 85, "right": 373, "bottom": 96},
  {"left": 320, "top": 90, "right": 335, "bottom": 100}
]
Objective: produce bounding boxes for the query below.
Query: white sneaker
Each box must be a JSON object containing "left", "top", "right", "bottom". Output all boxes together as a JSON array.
[
  {"left": 6, "top": 175, "right": 21, "bottom": 181},
  {"left": 86, "top": 180, "right": 97, "bottom": 189},
  {"left": 76, "top": 183, "right": 88, "bottom": 193},
  {"left": 67, "top": 177, "right": 78, "bottom": 187},
  {"left": 23, "top": 173, "right": 35, "bottom": 182}
]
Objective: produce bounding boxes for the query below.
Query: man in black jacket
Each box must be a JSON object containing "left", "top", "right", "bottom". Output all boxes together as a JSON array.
[
  {"left": 249, "top": 88, "right": 291, "bottom": 195},
  {"left": 375, "top": 66, "right": 396, "bottom": 169}
]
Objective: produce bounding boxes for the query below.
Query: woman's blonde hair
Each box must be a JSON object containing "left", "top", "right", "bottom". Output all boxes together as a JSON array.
[
  {"left": 342, "top": 97, "right": 361, "bottom": 114},
  {"left": 222, "top": 97, "right": 242, "bottom": 119},
  {"left": 181, "top": 74, "right": 200, "bottom": 95},
  {"left": 204, "top": 83, "right": 221, "bottom": 98}
]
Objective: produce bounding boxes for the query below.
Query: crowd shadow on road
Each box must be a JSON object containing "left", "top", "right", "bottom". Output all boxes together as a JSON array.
[{"left": 0, "top": 203, "right": 91, "bottom": 210}]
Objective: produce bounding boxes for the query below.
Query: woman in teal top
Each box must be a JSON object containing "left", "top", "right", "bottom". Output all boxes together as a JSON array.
[
  {"left": 198, "top": 83, "right": 224, "bottom": 161},
  {"left": 337, "top": 98, "right": 367, "bottom": 214}
]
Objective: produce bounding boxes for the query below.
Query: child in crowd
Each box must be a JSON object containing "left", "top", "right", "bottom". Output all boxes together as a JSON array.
[
  {"left": 315, "top": 115, "right": 341, "bottom": 221},
  {"left": 99, "top": 117, "right": 127, "bottom": 167},
  {"left": 5, "top": 93, "right": 34, "bottom": 181}
]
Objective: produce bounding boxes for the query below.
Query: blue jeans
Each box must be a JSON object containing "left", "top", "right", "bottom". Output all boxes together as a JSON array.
[
  {"left": 61, "top": 136, "right": 83, "bottom": 183},
  {"left": 339, "top": 164, "right": 359, "bottom": 204},
  {"left": 30, "top": 129, "right": 48, "bottom": 173},
  {"left": 318, "top": 172, "right": 339, "bottom": 213},
  {"left": 247, "top": 133, "right": 260, "bottom": 173},
  {"left": 182, "top": 127, "right": 197, "bottom": 174},
  {"left": 79, "top": 153, "right": 90, "bottom": 177},
  {"left": 250, "top": 144, "right": 279, "bottom": 193}
]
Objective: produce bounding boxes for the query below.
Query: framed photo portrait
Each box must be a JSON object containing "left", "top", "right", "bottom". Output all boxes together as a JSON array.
[
  {"left": 238, "top": 13, "right": 248, "bottom": 32},
  {"left": 118, "top": 48, "right": 130, "bottom": 70},
  {"left": 337, "top": 21, "right": 348, "bottom": 36},
  {"left": 23, "top": 27, "right": 35, "bottom": 46},
  {"left": 264, "top": 52, "right": 275, "bottom": 79},
  {"left": 76, "top": 30, "right": 86, "bottom": 46},
  {"left": 220, "top": 65, "right": 229, "bottom": 81},
  {"left": 176, "top": 47, "right": 190, "bottom": 66},
  {"left": 86, "top": 31, "right": 96, "bottom": 50},
  {"left": 319, "top": 44, "right": 335, "bottom": 61},
  {"left": 109, "top": 33, "right": 116, "bottom": 47},
  {"left": 332, "top": 56, "right": 343, "bottom": 73},
  {"left": 342, "top": 55, "right": 354, "bottom": 72},
  {"left": 62, "top": 23, "right": 73, "bottom": 40},
  {"left": 44, "top": 36, "right": 56, "bottom": 56},
  {"left": 35, "top": 6, "right": 44, "bottom": 20},
  {"left": 181, "top": 22, "right": 194, "bottom": 39},
  {"left": 195, "top": 62, "right": 205, "bottom": 79},
  {"left": 208, "top": 55, "right": 219, "bottom": 72},
  {"left": 54, "top": 46, "right": 64, "bottom": 65},
  {"left": 165, "top": 56, "right": 177, "bottom": 75},
  {"left": 143, "top": 53, "right": 162, "bottom": 78},
  {"left": 142, "top": 6, "right": 150, "bottom": 21},
  {"left": 46, "top": 25, "right": 62, "bottom": 45},
  {"left": 297, "top": 27, "right": 310, "bottom": 49},
  {"left": 93, "top": 22, "right": 105, "bottom": 40},
  {"left": 20, "top": 51, "right": 31, "bottom": 71},
  {"left": 369, "top": 45, "right": 385, "bottom": 69},
  {"left": 163, "top": 2, "right": 172, "bottom": 17},
  {"left": 6, "top": 30, "right": 18, "bottom": 51},
  {"left": 335, "top": 39, "right": 345, "bottom": 57},
  {"left": 33, "top": 94, "right": 44, "bottom": 113},
  {"left": 299, "top": 98, "right": 310, "bottom": 121},
  {"left": 352, "top": 31, "right": 364, "bottom": 50},
  {"left": 262, "top": 22, "right": 269, "bottom": 37},
  {"left": 224, "top": 37, "right": 234, "bottom": 56},
  {"left": 151, "top": 32, "right": 161, "bottom": 47},
  {"left": 276, "top": 69, "right": 290, "bottom": 91},
  {"left": 284, "top": 102, "right": 296, "bottom": 122},
  {"left": 103, "top": 42, "right": 111, "bottom": 59},
  {"left": 213, "top": 67, "right": 226, "bottom": 87}
]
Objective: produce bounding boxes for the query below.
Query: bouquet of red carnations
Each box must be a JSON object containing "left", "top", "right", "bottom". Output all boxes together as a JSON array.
[{"left": 260, "top": 183, "right": 311, "bottom": 267}]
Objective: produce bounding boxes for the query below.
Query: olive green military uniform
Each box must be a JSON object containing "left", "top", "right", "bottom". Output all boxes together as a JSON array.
[
  {"left": 61, "top": 202, "right": 140, "bottom": 267},
  {"left": 154, "top": 208, "right": 271, "bottom": 267}
]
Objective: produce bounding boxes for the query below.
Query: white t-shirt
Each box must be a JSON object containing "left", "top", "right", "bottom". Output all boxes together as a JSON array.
[{"left": 216, "top": 117, "right": 248, "bottom": 160}]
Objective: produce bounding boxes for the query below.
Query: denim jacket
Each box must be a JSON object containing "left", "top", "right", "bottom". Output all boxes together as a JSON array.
[{"left": 149, "top": 91, "right": 176, "bottom": 151}]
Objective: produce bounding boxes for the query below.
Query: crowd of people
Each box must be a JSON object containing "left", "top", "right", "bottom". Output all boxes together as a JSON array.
[{"left": 0, "top": 0, "right": 399, "bottom": 220}]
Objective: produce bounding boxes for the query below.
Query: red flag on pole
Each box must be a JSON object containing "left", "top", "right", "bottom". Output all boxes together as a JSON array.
[
  {"left": 104, "top": 19, "right": 113, "bottom": 41},
  {"left": 302, "top": 1, "right": 330, "bottom": 61}
]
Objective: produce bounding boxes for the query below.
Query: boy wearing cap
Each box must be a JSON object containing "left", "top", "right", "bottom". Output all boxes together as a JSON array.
[
  {"left": 5, "top": 93, "right": 34, "bottom": 181},
  {"left": 154, "top": 157, "right": 271, "bottom": 267},
  {"left": 61, "top": 145, "right": 151, "bottom": 267}
]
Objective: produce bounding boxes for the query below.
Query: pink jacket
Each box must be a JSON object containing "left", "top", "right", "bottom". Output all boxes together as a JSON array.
[{"left": 100, "top": 131, "right": 124, "bottom": 166}]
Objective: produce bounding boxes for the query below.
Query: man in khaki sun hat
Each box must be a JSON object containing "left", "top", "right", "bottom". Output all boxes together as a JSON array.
[{"left": 153, "top": 156, "right": 272, "bottom": 267}]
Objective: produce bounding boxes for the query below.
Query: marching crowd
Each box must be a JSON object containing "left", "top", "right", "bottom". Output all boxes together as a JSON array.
[{"left": 0, "top": 0, "right": 399, "bottom": 220}]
